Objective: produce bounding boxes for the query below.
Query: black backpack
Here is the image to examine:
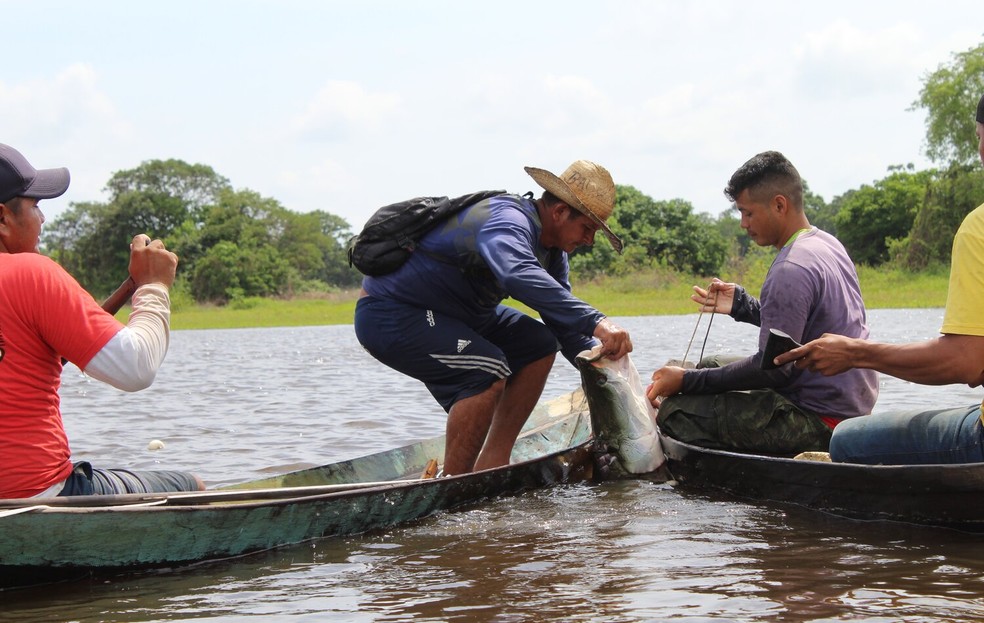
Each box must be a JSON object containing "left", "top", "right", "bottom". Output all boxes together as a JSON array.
[{"left": 347, "top": 190, "right": 509, "bottom": 276}]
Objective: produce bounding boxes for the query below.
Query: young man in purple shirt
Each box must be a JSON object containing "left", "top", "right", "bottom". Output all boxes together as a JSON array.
[
  {"left": 646, "top": 151, "right": 878, "bottom": 455},
  {"left": 356, "top": 161, "right": 632, "bottom": 475}
]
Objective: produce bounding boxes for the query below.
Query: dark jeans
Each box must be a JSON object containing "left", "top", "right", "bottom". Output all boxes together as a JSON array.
[
  {"left": 829, "top": 405, "right": 984, "bottom": 465},
  {"left": 58, "top": 461, "right": 200, "bottom": 496}
]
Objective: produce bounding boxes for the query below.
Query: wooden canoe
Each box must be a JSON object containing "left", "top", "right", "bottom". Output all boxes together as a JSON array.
[
  {"left": 0, "top": 389, "right": 595, "bottom": 590},
  {"left": 660, "top": 432, "right": 984, "bottom": 532}
]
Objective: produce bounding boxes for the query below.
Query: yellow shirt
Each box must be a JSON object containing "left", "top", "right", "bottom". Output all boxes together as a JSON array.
[
  {"left": 941, "top": 203, "right": 984, "bottom": 416},
  {"left": 941, "top": 203, "right": 984, "bottom": 337}
]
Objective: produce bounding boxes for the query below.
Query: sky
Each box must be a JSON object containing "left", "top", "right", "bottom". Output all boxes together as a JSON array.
[{"left": 2, "top": 1, "right": 981, "bottom": 233}]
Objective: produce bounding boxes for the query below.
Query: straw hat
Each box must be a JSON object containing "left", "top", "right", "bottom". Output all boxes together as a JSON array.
[{"left": 524, "top": 160, "right": 623, "bottom": 253}]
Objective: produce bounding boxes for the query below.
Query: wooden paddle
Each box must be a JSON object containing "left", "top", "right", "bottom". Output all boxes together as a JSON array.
[{"left": 100, "top": 276, "right": 138, "bottom": 316}]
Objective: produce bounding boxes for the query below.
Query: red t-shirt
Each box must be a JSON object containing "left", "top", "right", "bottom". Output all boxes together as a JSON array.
[{"left": 0, "top": 253, "right": 123, "bottom": 498}]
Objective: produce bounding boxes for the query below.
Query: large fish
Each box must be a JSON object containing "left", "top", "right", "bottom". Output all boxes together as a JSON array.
[{"left": 576, "top": 345, "right": 665, "bottom": 476}]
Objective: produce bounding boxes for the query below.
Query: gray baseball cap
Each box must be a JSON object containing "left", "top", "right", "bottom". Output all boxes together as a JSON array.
[{"left": 0, "top": 143, "right": 70, "bottom": 203}]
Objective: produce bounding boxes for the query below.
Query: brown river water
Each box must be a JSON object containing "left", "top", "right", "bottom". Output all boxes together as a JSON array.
[{"left": 3, "top": 309, "right": 983, "bottom": 622}]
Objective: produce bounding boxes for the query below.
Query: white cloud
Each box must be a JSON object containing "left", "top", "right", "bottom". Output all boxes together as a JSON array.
[
  {"left": 0, "top": 63, "right": 135, "bottom": 216},
  {"left": 289, "top": 81, "right": 402, "bottom": 141},
  {"left": 793, "top": 21, "right": 925, "bottom": 99},
  {"left": 272, "top": 157, "right": 360, "bottom": 216},
  {"left": 0, "top": 63, "right": 133, "bottom": 163},
  {"left": 538, "top": 75, "right": 612, "bottom": 131}
]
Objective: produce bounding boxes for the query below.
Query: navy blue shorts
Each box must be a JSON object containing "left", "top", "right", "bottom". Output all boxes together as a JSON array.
[
  {"left": 57, "top": 461, "right": 201, "bottom": 496},
  {"left": 355, "top": 297, "right": 559, "bottom": 411}
]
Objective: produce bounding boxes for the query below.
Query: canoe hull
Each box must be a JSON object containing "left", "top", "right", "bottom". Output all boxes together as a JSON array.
[
  {"left": 0, "top": 443, "right": 593, "bottom": 589},
  {"left": 661, "top": 433, "right": 984, "bottom": 532},
  {"left": 0, "top": 391, "right": 596, "bottom": 590}
]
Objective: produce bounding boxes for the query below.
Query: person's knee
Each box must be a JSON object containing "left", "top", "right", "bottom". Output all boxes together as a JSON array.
[
  {"left": 487, "top": 377, "right": 507, "bottom": 395},
  {"left": 458, "top": 377, "right": 507, "bottom": 406},
  {"left": 828, "top": 418, "right": 864, "bottom": 462},
  {"left": 524, "top": 352, "right": 556, "bottom": 372}
]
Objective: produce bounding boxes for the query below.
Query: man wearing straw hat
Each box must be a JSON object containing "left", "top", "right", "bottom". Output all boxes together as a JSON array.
[
  {"left": 646, "top": 151, "right": 878, "bottom": 456},
  {"left": 355, "top": 160, "right": 632, "bottom": 476}
]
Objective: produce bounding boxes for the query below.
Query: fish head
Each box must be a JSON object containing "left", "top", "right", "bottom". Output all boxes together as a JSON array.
[{"left": 576, "top": 345, "right": 665, "bottom": 476}]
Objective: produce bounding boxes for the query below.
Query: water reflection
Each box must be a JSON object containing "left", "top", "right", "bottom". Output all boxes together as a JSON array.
[{"left": 6, "top": 479, "right": 984, "bottom": 621}]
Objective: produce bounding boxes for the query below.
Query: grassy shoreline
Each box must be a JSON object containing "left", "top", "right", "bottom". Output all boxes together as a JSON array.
[{"left": 168, "top": 267, "right": 950, "bottom": 331}]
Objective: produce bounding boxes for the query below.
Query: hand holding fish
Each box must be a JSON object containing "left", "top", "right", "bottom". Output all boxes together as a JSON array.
[
  {"left": 691, "top": 278, "right": 734, "bottom": 314},
  {"left": 646, "top": 365, "right": 685, "bottom": 408},
  {"left": 593, "top": 317, "right": 633, "bottom": 360}
]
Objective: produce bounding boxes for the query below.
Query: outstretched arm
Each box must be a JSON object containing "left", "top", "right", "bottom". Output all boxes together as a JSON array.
[{"left": 775, "top": 333, "right": 984, "bottom": 387}]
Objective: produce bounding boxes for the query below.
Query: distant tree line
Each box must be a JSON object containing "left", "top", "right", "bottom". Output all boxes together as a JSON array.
[
  {"left": 44, "top": 160, "right": 361, "bottom": 304},
  {"left": 42, "top": 38, "right": 984, "bottom": 303},
  {"left": 826, "top": 37, "right": 984, "bottom": 270}
]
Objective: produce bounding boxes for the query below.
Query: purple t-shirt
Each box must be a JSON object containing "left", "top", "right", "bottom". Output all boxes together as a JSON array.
[
  {"left": 681, "top": 228, "right": 879, "bottom": 419},
  {"left": 362, "top": 194, "right": 603, "bottom": 363}
]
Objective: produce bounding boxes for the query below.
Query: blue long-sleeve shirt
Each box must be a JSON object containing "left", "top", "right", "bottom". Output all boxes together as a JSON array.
[{"left": 362, "top": 194, "right": 604, "bottom": 364}]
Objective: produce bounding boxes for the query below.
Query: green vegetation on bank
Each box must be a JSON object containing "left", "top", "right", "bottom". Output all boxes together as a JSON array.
[
  {"left": 853, "top": 265, "right": 950, "bottom": 309},
  {"left": 166, "top": 267, "right": 950, "bottom": 331},
  {"left": 169, "top": 292, "right": 359, "bottom": 330}
]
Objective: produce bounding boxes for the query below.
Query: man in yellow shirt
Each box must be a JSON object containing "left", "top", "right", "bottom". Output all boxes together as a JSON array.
[{"left": 775, "top": 93, "right": 984, "bottom": 464}]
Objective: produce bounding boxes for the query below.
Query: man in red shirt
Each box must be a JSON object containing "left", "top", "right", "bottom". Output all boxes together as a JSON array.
[{"left": 0, "top": 143, "right": 203, "bottom": 498}]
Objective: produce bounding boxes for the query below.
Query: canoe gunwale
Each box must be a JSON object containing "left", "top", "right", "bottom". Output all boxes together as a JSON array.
[
  {"left": 0, "top": 441, "right": 596, "bottom": 515},
  {"left": 660, "top": 432, "right": 984, "bottom": 483},
  {"left": 659, "top": 432, "right": 984, "bottom": 531}
]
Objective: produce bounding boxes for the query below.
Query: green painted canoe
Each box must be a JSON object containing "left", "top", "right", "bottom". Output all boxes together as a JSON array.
[{"left": 0, "top": 389, "right": 596, "bottom": 590}]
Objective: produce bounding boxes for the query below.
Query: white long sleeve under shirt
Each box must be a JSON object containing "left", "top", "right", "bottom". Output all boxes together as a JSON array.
[{"left": 83, "top": 283, "right": 171, "bottom": 392}]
